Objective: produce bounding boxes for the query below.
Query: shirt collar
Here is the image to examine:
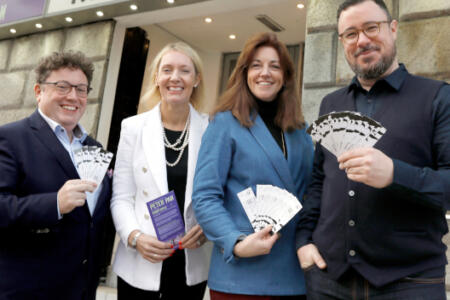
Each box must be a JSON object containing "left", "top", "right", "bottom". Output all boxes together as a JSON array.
[
  {"left": 38, "top": 108, "right": 88, "bottom": 142},
  {"left": 348, "top": 63, "right": 408, "bottom": 93}
]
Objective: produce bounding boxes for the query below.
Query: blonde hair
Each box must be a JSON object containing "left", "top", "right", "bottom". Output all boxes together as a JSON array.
[{"left": 138, "top": 42, "right": 205, "bottom": 113}]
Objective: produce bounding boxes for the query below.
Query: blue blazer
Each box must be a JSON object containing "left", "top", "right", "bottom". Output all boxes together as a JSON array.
[
  {"left": 0, "top": 111, "right": 112, "bottom": 300},
  {"left": 192, "top": 111, "right": 313, "bottom": 295}
]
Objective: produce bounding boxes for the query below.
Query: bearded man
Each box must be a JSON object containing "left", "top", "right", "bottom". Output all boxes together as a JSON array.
[{"left": 296, "top": 0, "right": 450, "bottom": 299}]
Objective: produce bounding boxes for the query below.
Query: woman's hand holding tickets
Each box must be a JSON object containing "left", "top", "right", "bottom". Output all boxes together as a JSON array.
[{"left": 233, "top": 225, "right": 279, "bottom": 258}]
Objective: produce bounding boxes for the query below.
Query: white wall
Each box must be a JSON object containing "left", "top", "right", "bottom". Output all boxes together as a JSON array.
[{"left": 139, "top": 25, "right": 222, "bottom": 114}]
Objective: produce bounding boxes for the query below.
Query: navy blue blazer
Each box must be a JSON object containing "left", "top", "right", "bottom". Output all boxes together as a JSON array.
[
  {"left": 193, "top": 111, "right": 313, "bottom": 295},
  {"left": 0, "top": 110, "right": 112, "bottom": 300}
]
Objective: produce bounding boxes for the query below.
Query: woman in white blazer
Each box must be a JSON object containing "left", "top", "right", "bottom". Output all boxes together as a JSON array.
[{"left": 111, "top": 42, "right": 210, "bottom": 300}]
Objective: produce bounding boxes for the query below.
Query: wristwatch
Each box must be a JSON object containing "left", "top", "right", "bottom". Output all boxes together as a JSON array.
[{"left": 131, "top": 231, "right": 142, "bottom": 249}]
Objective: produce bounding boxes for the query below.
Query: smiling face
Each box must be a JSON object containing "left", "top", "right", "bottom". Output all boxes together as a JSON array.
[
  {"left": 247, "top": 46, "right": 284, "bottom": 102},
  {"left": 338, "top": 0, "right": 398, "bottom": 80},
  {"left": 156, "top": 50, "right": 199, "bottom": 106},
  {"left": 35, "top": 67, "right": 88, "bottom": 133}
]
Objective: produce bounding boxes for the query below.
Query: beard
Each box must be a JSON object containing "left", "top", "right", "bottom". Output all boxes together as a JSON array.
[{"left": 349, "top": 44, "right": 397, "bottom": 80}]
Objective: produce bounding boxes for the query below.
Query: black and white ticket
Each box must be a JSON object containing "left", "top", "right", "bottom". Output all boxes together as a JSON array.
[
  {"left": 237, "top": 185, "right": 302, "bottom": 234},
  {"left": 73, "top": 146, "right": 113, "bottom": 186},
  {"left": 307, "top": 111, "right": 386, "bottom": 157}
]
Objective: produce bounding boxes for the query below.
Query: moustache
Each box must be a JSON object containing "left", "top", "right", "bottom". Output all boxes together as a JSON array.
[{"left": 354, "top": 45, "right": 380, "bottom": 57}]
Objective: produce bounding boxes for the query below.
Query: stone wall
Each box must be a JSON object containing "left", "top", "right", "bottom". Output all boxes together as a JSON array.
[
  {"left": 302, "top": 0, "right": 450, "bottom": 123},
  {"left": 0, "top": 21, "right": 115, "bottom": 137}
]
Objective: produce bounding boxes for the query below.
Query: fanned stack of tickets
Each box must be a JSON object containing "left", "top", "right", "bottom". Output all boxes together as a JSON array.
[
  {"left": 307, "top": 111, "right": 387, "bottom": 157},
  {"left": 73, "top": 146, "right": 113, "bottom": 185},
  {"left": 237, "top": 185, "right": 302, "bottom": 233}
]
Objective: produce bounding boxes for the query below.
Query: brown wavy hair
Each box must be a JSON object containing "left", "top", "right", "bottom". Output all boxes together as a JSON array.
[
  {"left": 35, "top": 51, "right": 94, "bottom": 86},
  {"left": 213, "top": 32, "right": 304, "bottom": 131}
]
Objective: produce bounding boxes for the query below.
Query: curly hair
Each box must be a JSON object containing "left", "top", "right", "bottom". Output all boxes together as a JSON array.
[{"left": 34, "top": 51, "right": 94, "bottom": 85}]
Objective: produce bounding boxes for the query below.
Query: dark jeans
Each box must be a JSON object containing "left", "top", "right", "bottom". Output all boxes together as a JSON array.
[{"left": 304, "top": 266, "right": 446, "bottom": 300}]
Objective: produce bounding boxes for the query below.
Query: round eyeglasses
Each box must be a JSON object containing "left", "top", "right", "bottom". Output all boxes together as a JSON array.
[
  {"left": 339, "top": 21, "right": 390, "bottom": 45},
  {"left": 40, "top": 81, "right": 91, "bottom": 98}
]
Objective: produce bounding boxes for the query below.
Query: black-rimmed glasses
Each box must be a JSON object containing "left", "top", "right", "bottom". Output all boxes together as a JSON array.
[
  {"left": 339, "top": 21, "right": 390, "bottom": 45},
  {"left": 40, "top": 81, "right": 91, "bottom": 98}
]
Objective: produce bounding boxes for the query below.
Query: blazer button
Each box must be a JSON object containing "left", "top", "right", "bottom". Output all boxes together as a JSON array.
[
  {"left": 142, "top": 167, "right": 147, "bottom": 173},
  {"left": 348, "top": 190, "right": 355, "bottom": 197},
  {"left": 144, "top": 214, "right": 150, "bottom": 220},
  {"left": 349, "top": 250, "right": 356, "bottom": 257},
  {"left": 82, "top": 259, "right": 88, "bottom": 265},
  {"left": 143, "top": 190, "right": 148, "bottom": 196}
]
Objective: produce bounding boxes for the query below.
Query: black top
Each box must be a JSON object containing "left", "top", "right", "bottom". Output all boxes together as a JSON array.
[
  {"left": 162, "top": 128, "right": 189, "bottom": 287},
  {"left": 255, "top": 98, "right": 287, "bottom": 158},
  {"left": 164, "top": 128, "right": 188, "bottom": 214}
]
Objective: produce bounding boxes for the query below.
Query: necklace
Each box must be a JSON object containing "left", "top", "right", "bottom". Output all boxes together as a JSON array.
[
  {"left": 281, "top": 130, "right": 286, "bottom": 158},
  {"left": 163, "top": 112, "right": 190, "bottom": 167}
]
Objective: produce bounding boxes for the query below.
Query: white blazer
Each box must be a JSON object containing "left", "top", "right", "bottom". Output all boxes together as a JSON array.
[{"left": 111, "top": 103, "right": 211, "bottom": 290}]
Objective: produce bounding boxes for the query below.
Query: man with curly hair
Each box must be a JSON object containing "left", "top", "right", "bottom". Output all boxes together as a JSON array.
[{"left": 0, "top": 51, "right": 112, "bottom": 300}]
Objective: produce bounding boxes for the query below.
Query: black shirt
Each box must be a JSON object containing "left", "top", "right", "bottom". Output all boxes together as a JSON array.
[
  {"left": 255, "top": 98, "right": 287, "bottom": 158},
  {"left": 164, "top": 128, "right": 188, "bottom": 214}
]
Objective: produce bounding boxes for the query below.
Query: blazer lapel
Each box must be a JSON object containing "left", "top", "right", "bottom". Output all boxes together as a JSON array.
[
  {"left": 184, "top": 105, "right": 205, "bottom": 219},
  {"left": 249, "top": 114, "right": 295, "bottom": 192},
  {"left": 142, "top": 103, "right": 168, "bottom": 196},
  {"left": 28, "top": 110, "right": 79, "bottom": 179}
]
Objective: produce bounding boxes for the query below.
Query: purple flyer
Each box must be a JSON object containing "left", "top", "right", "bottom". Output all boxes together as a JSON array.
[{"left": 146, "top": 191, "right": 185, "bottom": 248}]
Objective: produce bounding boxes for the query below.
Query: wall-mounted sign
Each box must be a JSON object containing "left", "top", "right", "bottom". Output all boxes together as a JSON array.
[
  {"left": 0, "top": 0, "right": 46, "bottom": 25},
  {"left": 47, "top": 0, "right": 129, "bottom": 15}
]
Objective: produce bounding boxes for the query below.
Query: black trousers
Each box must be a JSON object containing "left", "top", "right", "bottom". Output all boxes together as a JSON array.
[{"left": 117, "top": 250, "right": 207, "bottom": 300}]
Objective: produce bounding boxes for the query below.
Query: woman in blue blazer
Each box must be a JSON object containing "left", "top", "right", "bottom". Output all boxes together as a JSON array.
[{"left": 192, "top": 32, "right": 314, "bottom": 299}]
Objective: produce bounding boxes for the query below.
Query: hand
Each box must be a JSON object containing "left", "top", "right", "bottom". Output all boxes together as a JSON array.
[
  {"left": 297, "top": 243, "right": 327, "bottom": 270},
  {"left": 179, "top": 224, "right": 207, "bottom": 249},
  {"left": 57, "top": 179, "right": 97, "bottom": 214},
  {"left": 128, "top": 230, "right": 174, "bottom": 263},
  {"left": 233, "top": 226, "right": 278, "bottom": 258},
  {"left": 338, "top": 147, "right": 393, "bottom": 188}
]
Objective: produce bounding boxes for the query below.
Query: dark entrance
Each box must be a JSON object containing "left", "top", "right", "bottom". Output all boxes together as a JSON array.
[{"left": 100, "top": 26, "right": 149, "bottom": 280}]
